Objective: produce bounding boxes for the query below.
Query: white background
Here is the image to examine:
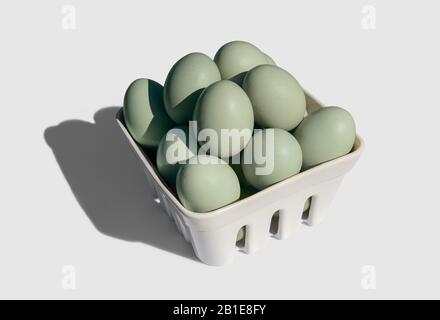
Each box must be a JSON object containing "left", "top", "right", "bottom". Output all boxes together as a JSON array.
[{"left": 1, "top": 0, "right": 439, "bottom": 299}]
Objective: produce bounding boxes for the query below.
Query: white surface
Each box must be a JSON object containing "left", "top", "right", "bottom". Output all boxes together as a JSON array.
[{"left": 0, "top": 0, "right": 439, "bottom": 299}]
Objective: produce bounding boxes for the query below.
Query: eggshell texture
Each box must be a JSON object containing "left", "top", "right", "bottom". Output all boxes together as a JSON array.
[
  {"left": 241, "top": 129, "right": 302, "bottom": 190},
  {"left": 123, "top": 79, "right": 175, "bottom": 148},
  {"left": 164, "top": 53, "right": 221, "bottom": 124},
  {"left": 176, "top": 155, "right": 241, "bottom": 213},
  {"left": 214, "top": 41, "right": 268, "bottom": 84},
  {"left": 193, "top": 80, "right": 254, "bottom": 158},
  {"left": 156, "top": 126, "right": 197, "bottom": 188},
  {"left": 263, "top": 53, "right": 276, "bottom": 65},
  {"left": 243, "top": 65, "right": 306, "bottom": 131},
  {"left": 294, "top": 106, "right": 356, "bottom": 170},
  {"left": 230, "top": 162, "right": 258, "bottom": 199}
]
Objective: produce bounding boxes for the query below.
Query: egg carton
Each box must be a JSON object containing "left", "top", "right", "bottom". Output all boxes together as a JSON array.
[{"left": 115, "top": 92, "right": 364, "bottom": 266}]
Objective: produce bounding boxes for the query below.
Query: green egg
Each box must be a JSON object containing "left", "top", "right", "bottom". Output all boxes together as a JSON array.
[
  {"left": 193, "top": 80, "right": 254, "bottom": 158},
  {"left": 156, "top": 126, "right": 197, "bottom": 188},
  {"left": 214, "top": 41, "right": 267, "bottom": 85},
  {"left": 230, "top": 161, "right": 259, "bottom": 199},
  {"left": 293, "top": 106, "right": 356, "bottom": 170},
  {"left": 164, "top": 53, "right": 221, "bottom": 124},
  {"left": 243, "top": 65, "right": 306, "bottom": 131},
  {"left": 123, "top": 79, "right": 175, "bottom": 148},
  {"left": 241, "top": 128, "right": 302, "bottom": 190},
  {"left": 176, "top": 155, "right": 241, "bottom": 213}
]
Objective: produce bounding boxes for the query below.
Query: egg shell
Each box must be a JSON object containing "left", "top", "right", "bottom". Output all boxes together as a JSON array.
[
  {"left": 176, "top": 155, "right": 241, "bottom": 213},
  {"left": 123, "top": 79, "right": 175, "bottom": 148},
  {"left": 230, "top": 161, "right": 259, "bottom": 199},
  {"left": 293, "top": 106, "right": 356, "bottom": 170},
  {"left": 241, "top": 128, "right": 302, "bottom": 190},
  {"left": 214, "top": 41, "right": 268, "bottom": 85},
  {"left": 156, "top": 126, "right": 197, "bottom": 188},
  {"left": 193, "top": 80, "right": 254, "bottom": 158},
  {"left": 164, "top": 53, "right": 221, "bottom": 124},
  {"left": 263, "top": 53, "right": 276, "bottom": 65},
  {"left": 243, "top": 65, "right": 306, "bottom": 131}
]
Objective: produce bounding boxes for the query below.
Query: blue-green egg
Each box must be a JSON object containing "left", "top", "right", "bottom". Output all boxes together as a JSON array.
[
  {"left": 214, "top": 41, "right": 268, "bottom": 85},
  {"left": 176, "top": 155, "right": 241, "bottom": 213},
  {"left": 243, "top": 65, "right": 306, "bottom": 131},
  {"left": 156, "top": 126, "right": 197, "bottom": 188},
  {"left": 164, "top": 53, "right": 221, "bottom": 124},
  {"left": 241, "top": 128, "right": 302, "bottom": 190},
  {"left": 294, "top": 106, "right": 356, "bottom": 170},
  {"left": 123, "top": 79, "right": 175, "bottom": 148},
  {"left": 193, "top": 80, "right": 254, "bottom": 158}
]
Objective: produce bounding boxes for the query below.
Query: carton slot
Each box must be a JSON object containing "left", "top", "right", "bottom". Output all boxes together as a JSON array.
[
  {"left": 236, "top": 226, "right": 247, "bottom": 250},
  {"left": 270, "top": 212, "right": 280, "bottom": 236}
]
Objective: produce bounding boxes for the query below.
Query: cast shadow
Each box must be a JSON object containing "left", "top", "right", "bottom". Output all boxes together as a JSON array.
[{"left": 44, "top": 107, "right": 197, "bottom": 262}]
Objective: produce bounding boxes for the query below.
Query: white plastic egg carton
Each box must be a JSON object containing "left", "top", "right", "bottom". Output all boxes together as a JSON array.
[{"left": 116, "top": 92, "right": 364, "bottom": 266}]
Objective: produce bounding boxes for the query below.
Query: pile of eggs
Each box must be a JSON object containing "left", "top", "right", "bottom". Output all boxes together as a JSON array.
[{"left": 123, "top": 41, "right": 357, "bottom": 215}]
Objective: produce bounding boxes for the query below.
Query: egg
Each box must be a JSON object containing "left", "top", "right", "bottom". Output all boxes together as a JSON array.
[
  {"left": 156, "top": 126, "right": 197, "bottom": 188},
  {"left": 241, "top": 128, "right": 302, "bottom": 190},
  {"left": 293, "top": 106, "right": 356, "bottom": 170},
  {"left": 193, "top": 80, "right": 254, "bottom": 158},
  {"left": 263, "top": 53, "right": 276, "bottom": 65},
  {"left": 230, "top": 162, "right": 259, "bottom": 199},
  {"left": 164, "top": 53, "right": 221, "bottom": 124},
  {"left": 214, "top": 41, "right": 268, "bottom": 84},
  {"left": 176, "top": 155, "right": 241, "bottom": 213},
  {"left": 243, "top": 65, "right": 306, "bottom": 131},
  {"left": 123, "top": 79, "right": 175, "bottom": 148}
]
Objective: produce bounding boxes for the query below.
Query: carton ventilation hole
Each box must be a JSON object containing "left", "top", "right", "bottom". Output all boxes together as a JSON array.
[
  {"left": 302, "top": 197, "right": 313, "bottom": 221},
  {"left": 270, "top": 211, "right": 280, "bottom": 236},
  {"left": 236, "top": 226, "right": 246, "bottom": 250}
]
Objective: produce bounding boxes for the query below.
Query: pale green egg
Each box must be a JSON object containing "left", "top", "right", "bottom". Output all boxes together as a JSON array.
[
  {"left": 230, "top": 161, "right": 259, "bottom": 200},
  {"left": 164, "top": 53, "right": 221, "bottom": 124},
  {"left": 176, "top": 155, "right": 241, "bottom": 213},
  {"left": 156, "top": 126, "right": 197, "bottom": 188},
  {"left": 193, "top": 80, "right": 254, "bottom": 158},
  {"left": 123, "top": 79, "right": 175, "bottom": 148},
  {"left": 294, "top": 106, "right": 356, "bottom": 170},
  {"left": 243, "top": 65, "right": 306, "bottom": 131},
  {"left": 214, "top": 41, "right": 267, "bottom": 85},
  {"left": 241, "top": 128, "right": 302, "bottom": 190}
]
